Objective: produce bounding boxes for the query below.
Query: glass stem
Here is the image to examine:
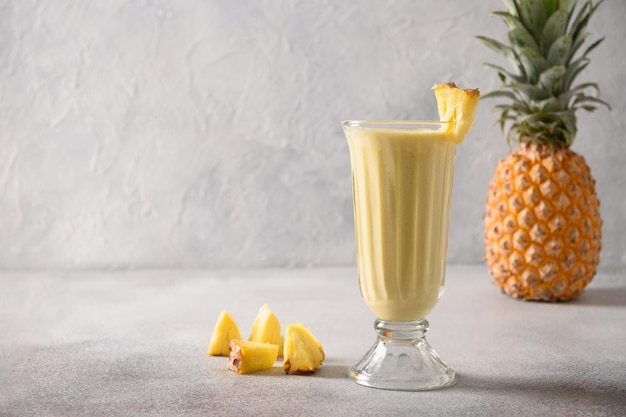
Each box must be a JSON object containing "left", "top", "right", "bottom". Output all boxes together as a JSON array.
[
  {"left": 375, "top": 319, "right": 429, "bottom": 342},
  {"left": 348, "top": 318, "right": 455, "bottom": 390}
]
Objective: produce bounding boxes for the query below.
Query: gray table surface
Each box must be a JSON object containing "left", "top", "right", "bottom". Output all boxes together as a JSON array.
[{"left": 1, "top": 266, "right": 625, "bottom": 417}]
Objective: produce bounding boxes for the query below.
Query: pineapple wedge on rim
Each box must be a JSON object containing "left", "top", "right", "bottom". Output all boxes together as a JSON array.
[
  {"left": 207, "top": 310, "right": 242, "bottom": 356},
  {"left": 248, "top": 304, "right": 284, "bottom": 357},
  {"left": 283, "top": 322, "right": 325, "bottom": 374},
  {"left": 227, "top": 340, "right": 279, "bottom": 374},
  {"left": 432, "top": 82, "right": 480, "bottom": 144}
]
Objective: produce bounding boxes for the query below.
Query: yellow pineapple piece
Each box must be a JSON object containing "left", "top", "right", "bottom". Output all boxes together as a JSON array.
[
  {"left": 227, "top": 340, "right": 279, "bottom": 374},
  {"left": 432, "top": 82, "right": 480, "bottom": 144},
  {"left": 249, "top": 304, "right": 284, "bottom": 356},
  {"left": 283, "top": 322, "right": 325, "bottom": 374},
  {"left": 207, "top": 310, "right": 242, "bottom": 356}
]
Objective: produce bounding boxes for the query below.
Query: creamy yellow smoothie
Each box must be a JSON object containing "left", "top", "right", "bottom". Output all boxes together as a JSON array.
[{"left": 344, "top": 121, "right": 456, "bottom": 322}]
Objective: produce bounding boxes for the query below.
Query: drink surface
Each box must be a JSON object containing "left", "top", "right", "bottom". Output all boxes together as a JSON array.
[{"left": 345, "top": 125, "right": 456, "bottom": 321}]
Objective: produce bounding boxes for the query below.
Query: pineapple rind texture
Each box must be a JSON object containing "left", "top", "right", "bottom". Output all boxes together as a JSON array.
[
  {"left": 484, "top": 146, "right": 602, "bottom": 301},
  {"left": 207, "top": 310, "right": 242, "bottom": 356}
]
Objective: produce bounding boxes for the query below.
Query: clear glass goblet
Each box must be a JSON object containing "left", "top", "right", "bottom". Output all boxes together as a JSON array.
[{"left": 343, "top": 120, "right": 457, "bottom": 391}]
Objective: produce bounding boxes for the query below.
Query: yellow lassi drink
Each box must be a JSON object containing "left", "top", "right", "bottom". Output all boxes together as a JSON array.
[
  {"left": 344, "top": 121, "right": 455, "bottom": 322},
  {"left": 343, "top": 84, "right": 478, "bottom": 391}
]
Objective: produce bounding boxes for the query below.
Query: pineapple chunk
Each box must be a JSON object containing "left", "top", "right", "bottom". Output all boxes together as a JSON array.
[
  {"left": 249, "top": 304, "right": 284, "bottom": 356},
  {"left": 432, "top": 82, "right": 480, "bottom": 144},
  {"left": 207, "top": 310, "right": 242, "bottom": 356},
  {"left": 227, "top": 340, "right": 279, "bottom": 374},
  {"left": 283, "top": 322, "right": 325, "bottom": 374}
]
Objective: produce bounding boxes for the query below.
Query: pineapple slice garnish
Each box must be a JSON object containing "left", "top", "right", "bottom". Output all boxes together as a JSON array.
[
  {"left": 432, "top": 82, "right": 480, "bottom": 144},
  {"left": 227, "top": 340, "right": 279, "bottom": 374},
  {"left": 283, "top": 322, "right": 325, "bottom": 374},
  {"left": 248, "top": 304, "right": 284, "bottom": 357},
  {"left": 207, "top": 310, "right": 242, "bottom": 356}
]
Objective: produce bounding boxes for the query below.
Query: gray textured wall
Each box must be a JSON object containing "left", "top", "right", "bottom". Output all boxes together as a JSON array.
[{"left": 1, "top": 0, "right": 624, "bottom": 270}]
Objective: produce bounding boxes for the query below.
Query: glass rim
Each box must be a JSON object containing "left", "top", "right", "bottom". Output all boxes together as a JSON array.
[{"left": 342, "top": 120, "right": 449, "bottom": 129}]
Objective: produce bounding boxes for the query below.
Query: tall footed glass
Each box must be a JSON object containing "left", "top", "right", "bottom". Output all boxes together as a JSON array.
[{"left": 343, "top": 120, "right": 457, "bottom": 391}]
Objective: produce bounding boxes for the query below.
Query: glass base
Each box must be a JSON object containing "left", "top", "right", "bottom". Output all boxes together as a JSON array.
[{"left": 348, "top": 319, "right": 456, "bottom": 391}]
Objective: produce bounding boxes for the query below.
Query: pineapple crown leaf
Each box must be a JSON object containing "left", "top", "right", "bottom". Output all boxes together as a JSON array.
[
  {"left": 476, "top": 35, "right": 518, "bottom": 68},
  {"left": 482, "top": 90, "right": 517, "bottom": 101},
  {"left": 478, "top": 0, "right": 610, "bottom": 148},
  {"left": 508, "top": 82, "right": 550, "bottom": 102},
  {"left": 547, "top": 35, "right": 572, "bottom": 65},
  {"left": 540, "top": 10, "right": 569, "bottom": 53},
  {"left": 491, "top": 11, "right": 524, "bottom": 30},
  {"left": 571, "top": 93, "right": 611, "bottom": 111},
  {"left": 562, "top": 57, "right": 593, "bottom": 91},
  {"left": 519, "top": 47, "right": 550, "bottom": 83},
  {"left": 561, "top": 81, "right": 607, "bottom": 108},
  {"left": 578, "top": 36, "right": 605, "bottom": 62},
  {"left": 514, "top": 0, "right": 547, "bottom": 41},
  {"left": 481, "top": 62, "right": 526, "bottom": 84},
  {"left": 509, "top": 27, "right": 539, "bottom": 51},
  {"left": 538, "top": 65, "right": 566, "bottom": 93},
  {"left": 570, "top": 0, "right": 604, "bottom": 44}
]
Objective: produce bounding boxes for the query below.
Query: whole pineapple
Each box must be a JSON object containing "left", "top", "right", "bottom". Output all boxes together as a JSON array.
[{"left": 478, "top": 0, "right": 609, "bottom": 301}]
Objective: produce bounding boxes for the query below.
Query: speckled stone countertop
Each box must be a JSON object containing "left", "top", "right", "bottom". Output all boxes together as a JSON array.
[{"left": 1, "top": 266, "right": 625, "bottom": 416}]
